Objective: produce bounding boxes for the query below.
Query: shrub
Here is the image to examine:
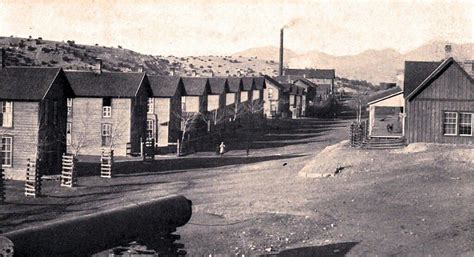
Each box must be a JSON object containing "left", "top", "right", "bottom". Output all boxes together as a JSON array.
[
  {"left": 306, "top": 98, "right": 347, "bottom": 118},
  {"left": 27, "top": 46, "right": 37, "bottom": 51}
]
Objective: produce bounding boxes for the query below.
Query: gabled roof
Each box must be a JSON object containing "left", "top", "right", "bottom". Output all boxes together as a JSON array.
[
  {"left": 367, "top": 87, "right": 403, "bottom": 105},
  {"left": 181, "top": 77, "right": 210, "bottom": 96},
  {"left": 403, "top": 61, "right": 440, "bottom": 98},
  {"left": 241, "top": 77, "right": 255, "bottom": 91},
  {"left": 227, "top": 77, "right": 242, "bottom": 93},
  {"left": 253, "top": 77, "right": 266, "bottom": 90},
  {"left": 0, "top": 67, "right": 69, "bottom": 101},
  {"left": 294, "top": 78, "right": 318, "bottom": 88},
  {"left": 407, "top": 57, "right": 474, "bottom": 101},
  {"left": 208, "top": 77, "right": 229, "bottom": 94},
  {"left": 65, "top": 71, "right": 146, "bottom": 98},
  {"left": 148, "top": 76, "right": 182, "bottom": 97},
  {"left": 263, "top": 75, "right": 285, "bottom": 90},
  {"left": 284, "top": 68, "right": 335, "bottom": 79}
]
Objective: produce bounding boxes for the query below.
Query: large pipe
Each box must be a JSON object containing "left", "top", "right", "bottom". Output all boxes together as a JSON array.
[
  {"left": 279, "top": 28, "right": 284, "bottom": 76},
  {"left": 0, "top": 194, "right": 192, "bottom": 256}
]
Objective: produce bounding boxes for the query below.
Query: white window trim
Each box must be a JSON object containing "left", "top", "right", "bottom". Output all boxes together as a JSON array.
[
  {"left": 102, "top": 106, "right": 112, "bottom": 118},
  {"left": 146, "top": 119, "right": 155, "bottom": 139},
  {"left": 459, "top": 112, "right": 473, "bottom": 137},
  {"left": 1, "top": 136, "right": 13, "bottom": 167},
  {"left": 147, "top": 98, "right": 154, "bottom": 114},
  {"left": 1, "top": 101, "right": 13, "bottom": 128},
  {"left": 443, "top": 112, "right": 458, "bottom": 136}
]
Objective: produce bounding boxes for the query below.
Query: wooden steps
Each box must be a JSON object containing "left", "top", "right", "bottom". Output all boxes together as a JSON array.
[
  {"left": 101, "top": 150, "right": 114, "bottom": 178},
  {"left": 363, "top": 137, "right": 407, "bottom": 149},
  {"left": 61, "top": 154, "right": 77, "bottom": 187},
  {"left": 25, "top": 158, "right": 41, "bottom": 197}
]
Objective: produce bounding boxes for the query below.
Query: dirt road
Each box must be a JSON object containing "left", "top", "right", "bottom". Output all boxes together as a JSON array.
[{"left": 1, "top": 118, "right": 472, "bottom": 256}]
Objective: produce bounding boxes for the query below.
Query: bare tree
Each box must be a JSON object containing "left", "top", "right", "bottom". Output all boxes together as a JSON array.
[{"left": 173, "top": 111, "right": 202, "bottom": 155}]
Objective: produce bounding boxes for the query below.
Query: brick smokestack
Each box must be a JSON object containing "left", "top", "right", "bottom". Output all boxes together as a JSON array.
[
  {"left": 279, "top": 28, "right": 284, "bottom": 76},
  {"left": 1, "top": 48, "right": 6, "bottom": 68}
]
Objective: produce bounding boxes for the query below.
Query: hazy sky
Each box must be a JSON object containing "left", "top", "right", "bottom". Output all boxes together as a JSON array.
[{"left": 0, "top": 0, "right": 472, "bottom": 56}]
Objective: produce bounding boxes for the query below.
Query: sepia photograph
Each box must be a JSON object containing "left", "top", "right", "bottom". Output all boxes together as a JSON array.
[{"left": 0, "top": 0, "right": 472, "bottom": 256}]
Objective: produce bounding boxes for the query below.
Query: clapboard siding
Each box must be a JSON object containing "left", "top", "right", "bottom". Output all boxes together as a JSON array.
[
  {"left": 2, "top": 102, "right": 40, "bottom": 180},
  {"left": 68, "top": 98, "right": 132, "bottom": 156},
  {"left": 407, "top": 62, "right": 474, "bottom": 145}
]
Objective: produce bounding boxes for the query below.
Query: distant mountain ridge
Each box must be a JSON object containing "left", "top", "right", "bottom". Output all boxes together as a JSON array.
[{"left": 233, "top": 41, "right": 473, "bottom": 84}]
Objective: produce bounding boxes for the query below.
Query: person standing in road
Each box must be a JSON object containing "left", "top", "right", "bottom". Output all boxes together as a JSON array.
[{"left": 219, "top": 142, "right": 226, "bottom": 157}]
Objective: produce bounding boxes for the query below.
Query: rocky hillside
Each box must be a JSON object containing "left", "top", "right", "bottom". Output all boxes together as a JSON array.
[{"left": 0, "top": 36, "right": 169, "bottom": 75}]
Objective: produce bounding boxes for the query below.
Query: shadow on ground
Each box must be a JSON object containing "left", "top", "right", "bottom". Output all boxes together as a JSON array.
[
  {"left": 260, "top": 242, "right": 359, "bottom": 257},
  {"left": 78, "top": 154, "right": 305, "bottom": 177}
]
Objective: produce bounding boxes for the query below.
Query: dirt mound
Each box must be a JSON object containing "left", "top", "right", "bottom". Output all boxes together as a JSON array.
[{"left": 298, "top": 140, "right": 366, "bottom": 178}]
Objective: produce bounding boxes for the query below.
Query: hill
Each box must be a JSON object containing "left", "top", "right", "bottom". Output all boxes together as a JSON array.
[
  {"left": 0, "top": 36, "right": 169, "bottom": 75},
  {"left": 233, "top": 42, "right": 473, "bottom": 84}
]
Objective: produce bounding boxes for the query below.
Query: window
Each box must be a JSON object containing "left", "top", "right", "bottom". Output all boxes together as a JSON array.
[
  {"left": 67, "top": 98, "right": 73, "bottom": 117},
  {"left": 459, "top": 113, "right": 472, "bottom": 136},
  {"left": 268, "top": 89, "right": 273, "bottom": 99},
  {"left": 147, "top": 98, "right": 154, "bottom": 114},
  {"left": 1, "top": 136, "right": 12, "bottom": 167},
  {"left": 66, "top": 122, "right": 72, "bottom": 145},
  {"left": 0, "top": 101, "right": 13, "bottom": 127},
  {"left": 443, "top": 112, "right": 457, "bottom": 135},
  {"left": 181, "top": 96, "right": 186, "bottom": 113},
  {"left": 102, "top": 98, "right": 112, "bottom": 117},
  {"left": 146, "top": 119, "right": 155, "bottom": 139},
  {"left": 101, "top": 123, "right": 112, "bottom": 147}
]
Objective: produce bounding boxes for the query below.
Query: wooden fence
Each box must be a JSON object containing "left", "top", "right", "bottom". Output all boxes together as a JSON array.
[{"left": 350, "top": 120, "right": 369, "bottom": 147}]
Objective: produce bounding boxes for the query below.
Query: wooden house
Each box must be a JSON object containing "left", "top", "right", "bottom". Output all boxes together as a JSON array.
[
  {"left": 241, "top": 77, "right": 255, "bottom": 104},
  {"left": 405, "top": 57, "right": 473, "bottom": 144},
  {"left": 181, "top": 77, "right": 210, "bottom": 114},
  {"left": 263, "top": 76, "right": 289, "bottom": 119},
  {"left": 367, "top": 87, "right": 404, "bottom": 137},
  {"left": 0, "top": 67, "right": 74, "bottom": 180},
  {"left": 65, "top": 71, "right": 150, "bottom": 156},
  {"left": 283, "top": 68, "right": 335, "bottom": 94},
  {"left": 226, "top": 77, "right": 243, "bottom": 120},
  {"left": 294, "top": 78, "right": 319, "bottom": 107},
  {"left": 207, "top": 77, "right": 230, "bottom": 126},
  {"left": 147, "top": 76, "right": 185, "bottom": 148}
]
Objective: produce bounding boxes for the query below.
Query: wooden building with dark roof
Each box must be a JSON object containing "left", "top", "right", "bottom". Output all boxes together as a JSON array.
[
  {"left": 263, "top": 75, "right": 289, "bottom": 119},
  {"left": 0, "top": 67, "right": 74, "bottom": 180},
  {"left": 181, "top": 77, "right": 211, "bottom": 114},
  {"left": 226, "top": 77, "right": 243, "bottom": 120},
  {"left": 405, "top": 57, "right": 473, "bottom": 144},
  {"left": 65, "top": 70, "right": 150, "bottom": 156},
  {"left": 147, "top": 76, "right": 185, "bottom": 148}
]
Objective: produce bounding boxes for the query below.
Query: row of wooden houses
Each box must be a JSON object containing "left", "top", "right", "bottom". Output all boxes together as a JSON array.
[{"left": 1, "top": 57, "right": 330, "bottom": 180}]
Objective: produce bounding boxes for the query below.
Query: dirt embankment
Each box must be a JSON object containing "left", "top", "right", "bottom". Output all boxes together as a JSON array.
[{"left": 298, "top": 141, "right": 474, "bottom": 178}]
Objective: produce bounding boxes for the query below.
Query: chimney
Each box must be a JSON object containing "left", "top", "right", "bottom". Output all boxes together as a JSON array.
[
  {"left": 170, "top": 67, "right": 175, "bottom": 76},
  {"left": 137, "top": 65, "right": 144, "bottom": 73},
  {"left": 1, "top": 48, "right": 6, "bottom": 68},
  {"left": 279, "top": 28, "right": 284, "bottom": 76},
  {"left": 237, "top": 70, "right": 241, "bottom": 77},
  {"left": 192, "top": 70, "right": 197, "bottom": 77},
  {"left": 96, "top": 58, "right": 103, "bottom": 75},
  {"left": 210, "top": 70, "right": 214, "bottom": 77},
  {"left": 445, "top": 44, "right": 452, "bottom": 59}
]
